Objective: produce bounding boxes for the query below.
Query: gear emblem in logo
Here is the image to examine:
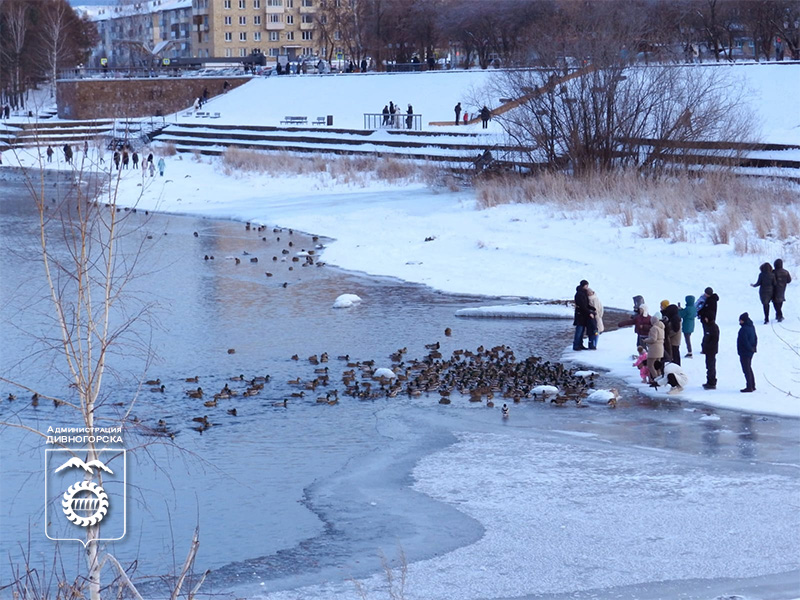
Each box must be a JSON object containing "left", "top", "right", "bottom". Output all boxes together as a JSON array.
[{"left": 61, "top": 481, "right": 109, "bottom": 527}]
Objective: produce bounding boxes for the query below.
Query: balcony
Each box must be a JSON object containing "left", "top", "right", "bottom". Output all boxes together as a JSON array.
[
  {"left": 299, "top": 20, "right": 314, "bottom": 30},
  {"left": 266, "top": 20, "right": 285, "bottom": 30},
  {"left": 265, "top": 3, "right": 284, "bottom": 12}
]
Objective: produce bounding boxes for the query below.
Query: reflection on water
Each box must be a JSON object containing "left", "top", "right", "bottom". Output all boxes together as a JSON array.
[{"left": 1, "top": 173, "right": 798, "bottom": 597}]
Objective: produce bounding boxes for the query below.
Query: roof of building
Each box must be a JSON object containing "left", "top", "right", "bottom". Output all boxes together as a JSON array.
[{"left": 75, "top": 0, "right": 192, "bottom": 21}]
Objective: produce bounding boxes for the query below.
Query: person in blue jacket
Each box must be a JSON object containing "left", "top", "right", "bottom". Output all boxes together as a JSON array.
[
  {"left": 678, "top": 295, "right": 697, "bottom": 358},
  {"left": 737, "top": 312, "right": 758, "bottom": 393}
]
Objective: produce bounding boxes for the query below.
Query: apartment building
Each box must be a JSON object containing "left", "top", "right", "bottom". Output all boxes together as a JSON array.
[
  {"left": 82, "top": 0, "right": 193, "bottom": 67},
  {"left": 192, "top": 0, "right": 323, "bottom": 61}
]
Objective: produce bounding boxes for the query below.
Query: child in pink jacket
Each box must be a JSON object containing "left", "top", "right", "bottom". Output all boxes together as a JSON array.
[{"left": 633, "top": 346, "right": 649, "bottom": 383}]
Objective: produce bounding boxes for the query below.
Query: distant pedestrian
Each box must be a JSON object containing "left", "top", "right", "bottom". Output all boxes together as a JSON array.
[
  {"left": 203, "top": 87, "right": 209, "bottom": 102},
  {"left": 772, "top": 258, "right": 792, "bottom": 322},
  {"left": 157, "top": 157, "right": 165, "bottom": 176},
  {"left": 149, "top": 161, "right": 155, "bottom": 177},
  {"left": 122, "top": 150, "right": 129, "bottom": 169},
  {"left": 382, "top": 105, "right": 390, "bottom": 126},
  {"left": 83, "top": 140, "right": 89, "bottom": 154},
  {"left": 113, "top": 151, "right": 120, "bottom": 170},
  {"left": 572, "top": 280, "right": 595, "bottom": 351},
  {"left": 480, "top": 105, "right": 491, "bottom": 129},
  {"left": 678, "top": 295, "right": 697, "bottom": 357},
  {"left": 147, "top": 152, "right": 154, "bottom": 165},
  {"left": 660, "top": 300, "right": 682, "bottom": 365},
  {"left": 46, "top": 145, "right": 53, "bottom": 162},
  {"left": 463, "top": 111, "right": 469, "bottom": 125},
  {"left": 132, "top": 151, "right": 139, "bottom": 168},
  {"left": 63, "top": 144, "right": 73, "bottom": 164},
  {"left": 618, "top": 300, "right": 651, "bottom": 349},
  {"left": 360, "top": 58, "right": 367, "bottom": 72},
  {"left": 701, "top": 315, "right": 719, "bottom": 390},
  {"left": 737, "top": 312, "right": 757, "bottom": 392},
  {"left": 406, "top": 104, "right": 414, "bottom": 129},
  {"left": 193, "top": 97, "right": 200, "bottom": 112},
  {"left": 586, "top": 287, "right": 604, "bottom": 349},
  {"left": 751, "top": 262, "right": 776, "bottom": 323},
  {"left": 0, "top": 150, "right": 2, "bottom": 165},
  {"left": 454, "top": 102, "right": 461, "bottom": 125},
  {"left": 3, "top": 104, "right": 9, "bottom": 119},
  {"left": 223, "top": 80, "right": 230, "bottom": 92}
]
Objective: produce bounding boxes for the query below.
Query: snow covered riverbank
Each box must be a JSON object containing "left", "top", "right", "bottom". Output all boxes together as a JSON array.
[{"left": 62, "top": 152, "right": 794, "bottom": 419}]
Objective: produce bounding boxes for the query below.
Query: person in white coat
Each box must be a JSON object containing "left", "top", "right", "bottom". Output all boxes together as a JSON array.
[{"left": 587, "top": 288, "right": 605, "bottom": 349}]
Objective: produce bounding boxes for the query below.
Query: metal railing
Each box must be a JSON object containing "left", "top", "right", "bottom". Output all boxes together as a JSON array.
[{"left": 364, "top": 113, "right": 422, "bottom": 131}]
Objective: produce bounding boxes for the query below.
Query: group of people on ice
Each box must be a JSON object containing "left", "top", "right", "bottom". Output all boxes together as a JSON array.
[
  {"left": 453, "top": 102, "right": 493, "bottom": 128},
  {"left": 573, "top": 259, "right": 792, "bottom": 395},
  {"left": 381, "top": 101, "right": 415, "bottom": 129}
]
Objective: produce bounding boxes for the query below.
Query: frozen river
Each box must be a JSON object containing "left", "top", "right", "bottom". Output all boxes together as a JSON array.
[{"left": 0, "top": 171, "right": 798, "bottom": 600}]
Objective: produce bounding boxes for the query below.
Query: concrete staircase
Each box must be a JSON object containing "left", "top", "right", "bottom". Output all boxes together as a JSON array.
[
  {"left": 0, "top": 119, "right": 114, "bottom": 149},
  {"left": 153, "top": 122, "right": 525, "bottom": 166}
]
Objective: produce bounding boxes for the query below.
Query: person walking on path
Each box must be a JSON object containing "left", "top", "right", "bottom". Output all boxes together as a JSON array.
[
  {"left": 772, "top": 258, "right": 792, "bottom": 322},
  {"left": 382, "top": 105, "right": 390, "bottom": 126},
  {"left": 454, "top": 102, "right": 462, "bottom": 125},
  {"left": 122, "top": 149, "right": 129, "bottom": 169},
  {"left": 737, "top": 312, "right": 757, "bottom": 392},
  {"left": 46, "top": 145, "right": 53, "bottom": 163},
  {"left": 480, "top": 105, "right": 491, "bottom": 129},
  {"left": 132, "top": 151, "right": 139, "bottom": 169},
  {"left": 113, "top": 151, "right": 120, "bottom": 170},
  {"left": 157, "top": 157, "right": 165, "bottom": 176},
  {"left": 572, "top": 280, "right": 595, "bottom": 351},
  {"left": 696, "top": 287, "right": 718, "bottom": 333},
  {"left": 751, "top": 262, "right": 776, "bottom": 323},
  {"left": 701, "top": 315, "right": 719, "bottom": 390},
  {"left": 63, "top": 144, "right": 73, "bottom": 164},
  {"left": 644, "top": 315, "right": 665, "bottom": 382},
  {"left": 678, "top": 295, "right": 697, "bottom": 357},
  {"left": 587, "top": 287, "right": 604, "bottom": 349},
  {"left": 406, "top": 104, "right": 414, "bottom": 130}
]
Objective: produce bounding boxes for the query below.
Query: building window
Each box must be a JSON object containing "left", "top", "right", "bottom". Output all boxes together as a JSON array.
[
  {"left": 239, "top": 16, "right": 246, "bottom": 25},
  {"left": 286, "top": 31, "right": 294, "bottom": 40},
  {"left": 334, "top": 30, "right": 340, "bottom": 40},
  {"left": 240, "top": 47, "right": 247, "bottom": 56},
  {"left": 225, "top": 31, "right": 232, "bottom": 41},
  {"left": 239, "top": 0, "right": 246, "bottom": 8},
  {"left": 286, "top": 14, "right": 293, "bottom": 24},
  {"left": 302, "top": 31, "right": 312, "bottom": 40},
  {"left": 254, "top": 15, "right": 261, "bottom": 25},
  {"left": 301, "top": 14, "right": 313, "bottom": 23},
  {"left": 302, "top": 47, "right": 313, "bottom": 55},
  {"left": 269, "top": 31, "right": 279, "bottom": 41},
  {"left": 239, "top": 31, "right": 247, "bottom": 41},
  {"left": 253, "top": 0, "right": 261, "bottom": 6},
  {"left": 269, "top": 48, "right": 278, "bottom": 56},
  {"left": 254, "top": 31, "right": 261, "bottom": 41},
  {"left": 301, "top": 0, "right": 312, "bottom": 6},
  {"left": 224, "top": 0, "right": 231, "bottom": 7},
  {"left": 224, "top": 16, "right": 232, "bottom": 24},
  {"left": 267, "top": 0, "right": 282, "bottom": 5},
  {"left": 286, "top": 0, "right": 293, "bottom": 7},
  {"left": 269, "top": 14, "right": 281, "bottom": 23},
  {"left": 225, "top": 48, "right": 232, "bottom": 57}
]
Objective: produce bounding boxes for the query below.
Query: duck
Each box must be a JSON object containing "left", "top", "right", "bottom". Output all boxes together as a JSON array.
[
  {"left": 145, "top": 378, "right": 161, "bottom": 386},
  {"left": 185, "top": 376, "right": 199, "bottom": 383},
  {"left": 186, "top": 387, "right": 203, "bottom": 399},
  {"left": 288, "top": 377, "right": 301, "bottom": 385},
  {"left": 272, "top": 399, "right": 288, "bottom": 407},
  {"left": 203, "top": 399, "right": 217, "bottom": 407},
  {"left": 338, "top": 354, "right": 350, "bottom": 361},
  {"left": 230, "top": 374, "right": 244, "bottom": 381},
  {"left": 252, "top": 375, "right": 270, "bottom": 383},
  {"left": 244, "top": 388, "right": 260, "bottom": 396},
  {"left": 191, "top": 415, "right": 210, "bottom": 425},
  {"left": 151, "top": 384, "right": 166, "bottom": 393},
  {"left": 227, "top": 408, "right": 238, "bottom": 416},
  {"left": 444, "top": 327, "right": 452, "bottom": 336},
  {"left": 7, "top": 393, "right": 15, "bottom": 401}
]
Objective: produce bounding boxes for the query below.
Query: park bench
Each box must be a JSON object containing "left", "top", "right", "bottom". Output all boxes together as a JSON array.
[
  {"left": 312, "top": 116, "right": 326, "bottom": 126},
  {"left": 281, "top": 116, "right": 308, "bottom": 125}
]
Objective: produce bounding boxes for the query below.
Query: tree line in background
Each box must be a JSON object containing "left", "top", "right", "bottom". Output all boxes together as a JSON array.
[
  {"left": 0, "top": 0, "right": 97, "bottom": 111},
  {"left": 317, "top": 0, "right": 800, "bottom": 68}
]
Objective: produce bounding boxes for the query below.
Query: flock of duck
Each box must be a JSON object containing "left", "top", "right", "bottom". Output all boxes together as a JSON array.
[
  {"left": 132, "top": 336, "right": 618, "bottom": 437},
  {"left": 199, "top": 224, "right": 325, "bottom": 282}
]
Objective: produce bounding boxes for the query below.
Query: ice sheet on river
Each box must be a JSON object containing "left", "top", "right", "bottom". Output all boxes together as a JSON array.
[{"left": 256, "top": 430, "right": 799, "bottom": 600}]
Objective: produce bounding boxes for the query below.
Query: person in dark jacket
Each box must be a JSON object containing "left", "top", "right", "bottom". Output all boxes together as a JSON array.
[
  {"left": 660, "top": 301, "right": 682, "bottom": 366},
  {"left": 697, "top": 287, "right": 718, "bottom": 333},
  {"left": 46, "top": 145, "right": 54, "bottom": 163},
  {"left": 132, "top": 151, "right": 139, "bottom": 168},
  {"left": 751, "top": 262, "right": 776, "bottom": 323},
  {"left": 619, "top": 300, "right": 651, "bottom": 349},
  {"left": 678, "top": 295, "right": 696, "bottom": 358},
  {"left": 113, "top": 151, "right": 120, "bottom": 170},
  {"left": 701, "top": 315, "right": 719, "bottom": 389},
  {"left": 406, "top": 104, "right": 414, "bottom": 129},
  {"left": 480, "top": 105, "right": 491, "bottom": 129},
  {"left": 737, "top": 312, "right": 757, "bottom": 392},
  {"left": 573, "top": 279, "right": 594, "bottom": 351},
  {"left": 772, "top": 258, "right": 792, "bottom": 322},
  {"left": 454, "top": 102, "right": 462, "bottom": 125},
  {"left": 382, "top": 105, "right": 390, "bottom": 126}
]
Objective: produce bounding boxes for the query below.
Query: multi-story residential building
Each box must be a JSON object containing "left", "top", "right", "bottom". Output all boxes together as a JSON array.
[
  {"left": 192, "top": 0, "right": 323, "bottom": 62},
  {"left": 80, "top": 0, "right": 193, "bottom": 67}
]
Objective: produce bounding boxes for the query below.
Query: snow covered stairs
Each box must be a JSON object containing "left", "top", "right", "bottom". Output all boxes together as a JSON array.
[
  {"left": 152, "top": 122, "right": 519, "bottom": 166},
  {"left": 2, "top": 119, "right": 115, "bottom": 149}
]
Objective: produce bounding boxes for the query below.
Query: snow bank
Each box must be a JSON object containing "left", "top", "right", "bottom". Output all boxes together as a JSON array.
[
  {"left": 332, "top": 293, "right": 362, "bottom": 308},
  {"left": 455, "top": 303, "right": 574, "bottom": 319}
]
